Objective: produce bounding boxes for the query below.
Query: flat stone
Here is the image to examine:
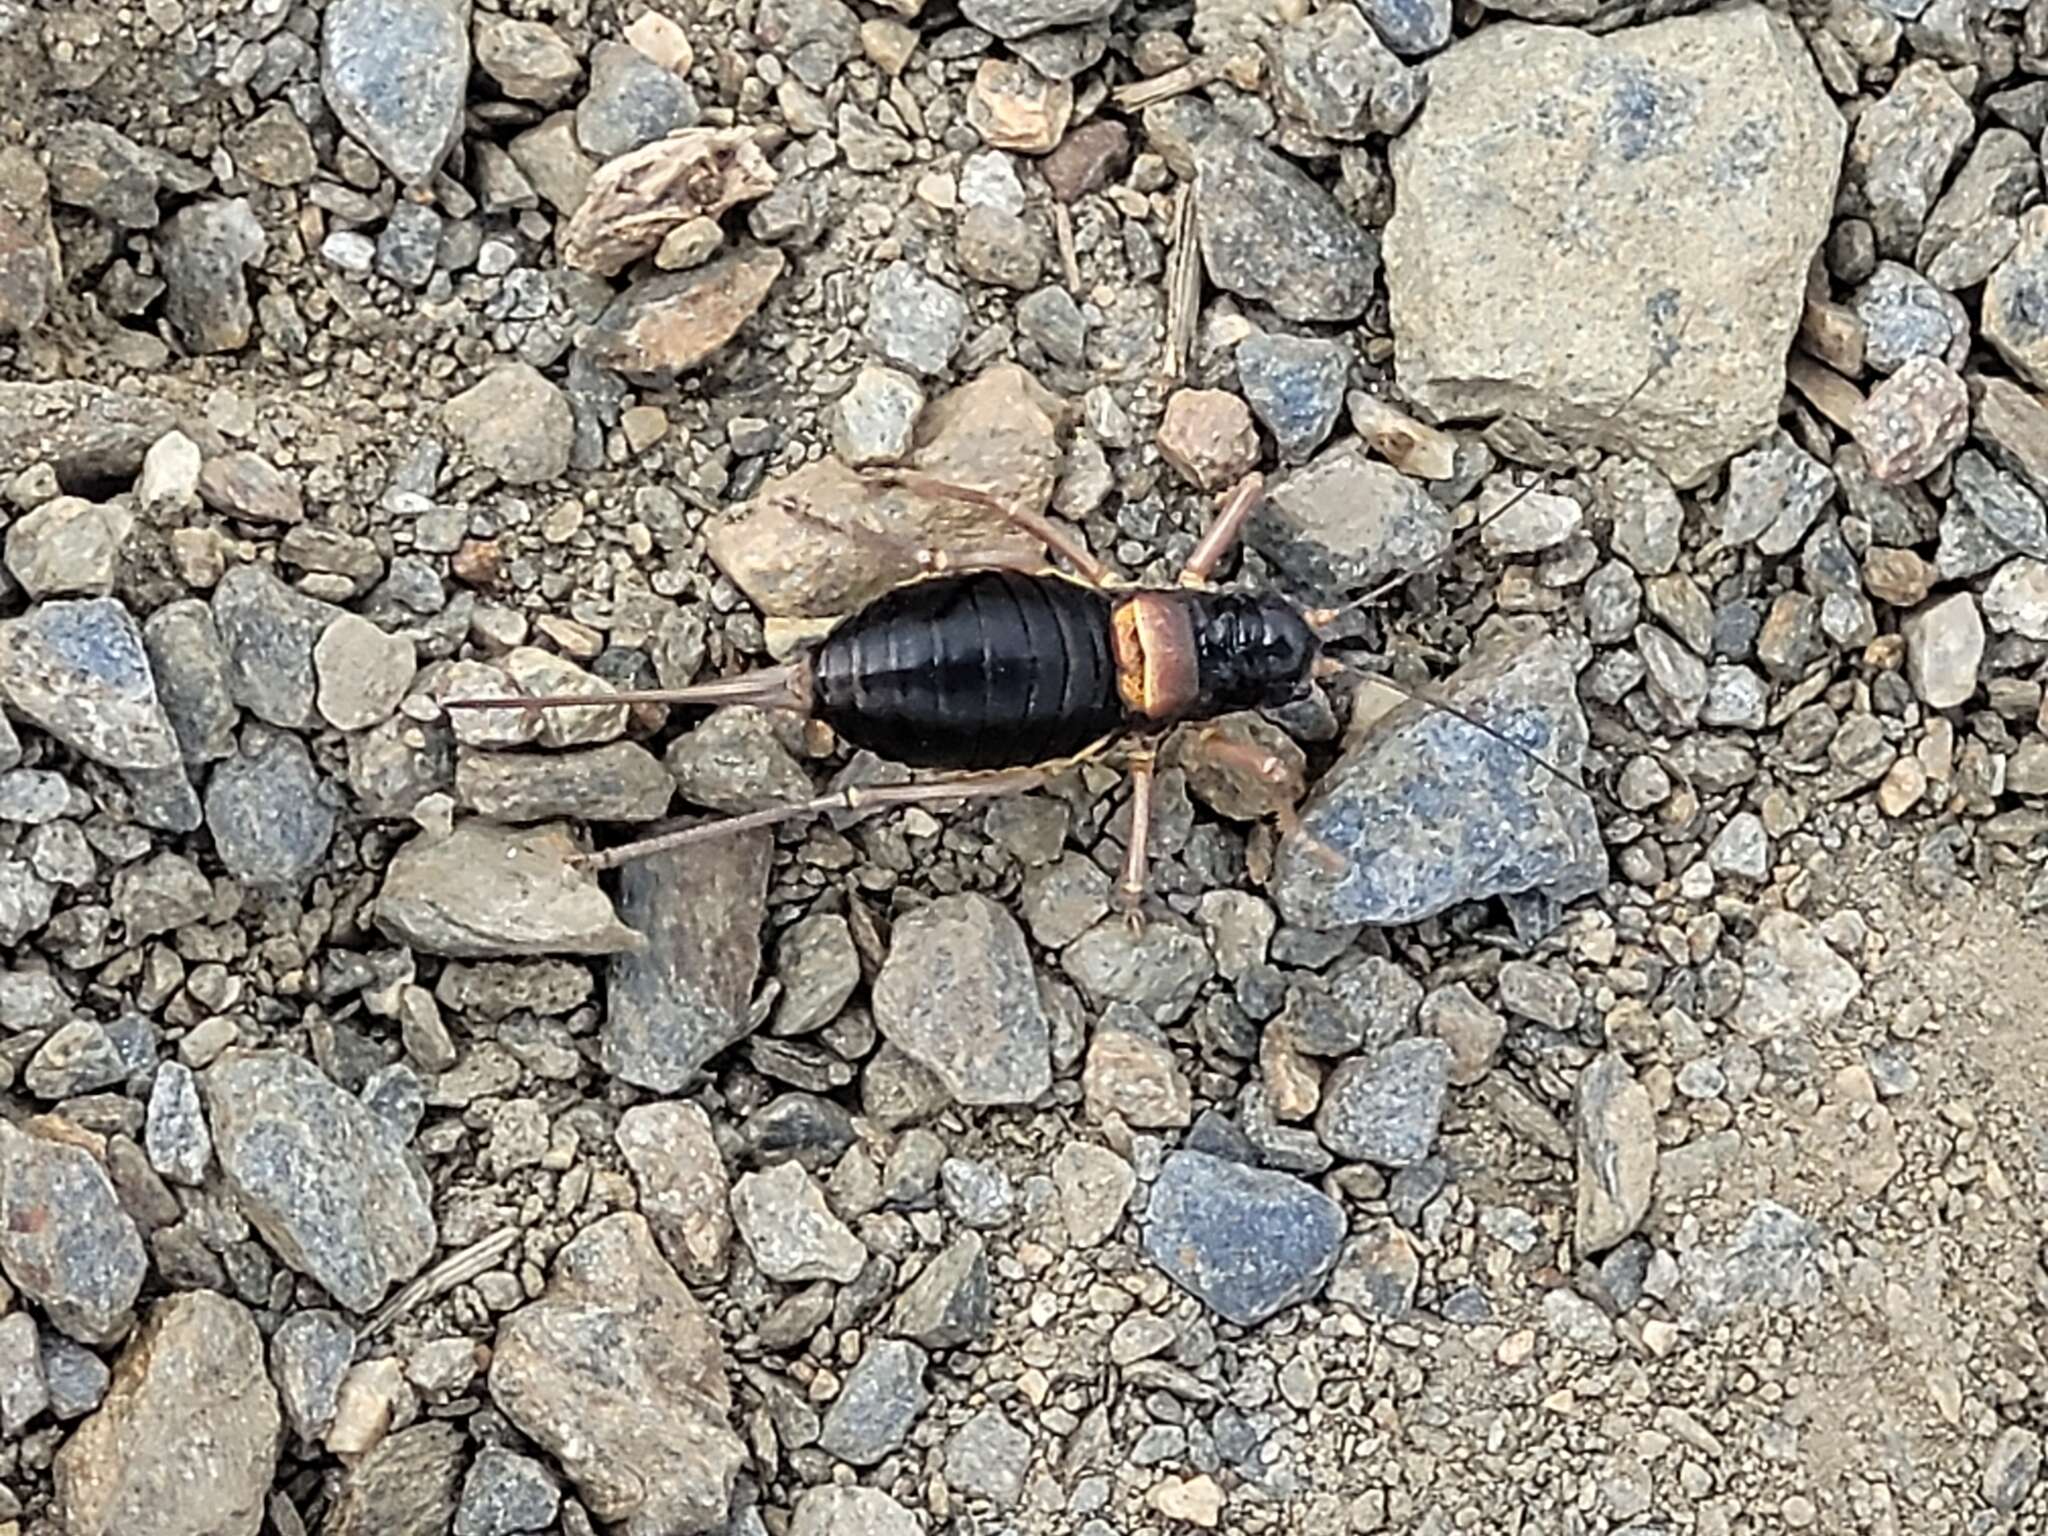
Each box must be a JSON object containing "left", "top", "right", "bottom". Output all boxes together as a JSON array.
[
  {"left": 203, "top": 1049, "right": 438, "bottom": 1311},
  {"left": 1574, "top": 1053, "right": 1655, "bottom": 1252},
  {"left": 581, "top": 248, "right": 786, "bottom": 378},
  {"left": 1052, "top": 1142, "right": 1135, "bottom": 1247},
  {"left": 1141, "top": 1150, "right": 1345, "bottom": 1325},
  {"left": 1272, "top": 625, "right": 1603, "bottom": 931},
  {"left": 945, "top": 1406, "right": 1031, "bottom": 1508},
  {"left": 831, "top": 364, "right": 924, "bottom": 466},
  {"left": 1385, "top": 7, "right": 1844, "bottom": 486},
  {"left": 0, "top": 598, "right": 180, "bottom": 770},
  {"left": 958, "top": 0, "right": 1115, "bottom": 38},
  {"left": 24, "top": 1020, "right": 127, "bottom": 1098},
  {"left": 457, "top": 742, "right": 673, "bottom": 822},
  {"left": 1849, "top": 59, "right": 1976, "bottom": 260},
  {"left": 0, "top": 1311, "right": 46, "bottom": 1436},
  {"left": 474, "top": 16, "right": 580, "bottom": 105},
  {"left": 1315, "top": 1037, "right": 1451, "bottom": 1167},
  {"left": 52, "top": 1293, "right": 279, "bottom": 1536},
  {"left": 1271, "top": 5, "right": 1417, "bottom": 140},
  {"left": 1985, "top": 206, "right": 2048, "bottom": 390},
  {"left": 315, "top": 614, "right": 416, "bottom": 731},
  {"left": 442, "top": 363, "right": 573, "bottom": 485},
  {"left": 1083, "top": 1027, "right": 1193, "bottom": 1128},
  {"left": 616, "top": 1101, "right": 730, "bottom": 1286},
  {"left": 0, "top": 1121, "right": 147, "bottom": 1345},
  {"left": 0, "top": 381, "right": 177, "bottom": 487},
  {"left": 321, "top": 0, "right": 471, "bottom": 184},
  {"left": 270, "top": 1309, "right": 354, "bottom": 1442},
  {"left": 1327, "top": 1219, "right": 1420, "bottom": 1320},
  {"left": 873, "top": 892, "right": 1051, "bottom": 1106},
  {"left": 142, "top": 598, "right": 236, "bottom": 765},
  {"left": 491, "top": 1213, "right": 744, "bottom": 1533},
  {"left": 1062, "top": 914, "right": 1216, "bottom": 1024},
  {"left": 730, "top": 1160, "right": 866, "bottom": 1283},
  {"left": 377, "top": 820, "right": 642, "bottom": 957},
  {"left": 1237, "top": 334, "right": 1350, "bottom": 463},
  {"left": 602, "top": 828, "right": 769, "bottom": 1088},
  {"left": 198, "top": 450, "right": 303, "bottom": 525},
  {"left": 1248, "top": 439, "right": 1450, "bottom": 594}
]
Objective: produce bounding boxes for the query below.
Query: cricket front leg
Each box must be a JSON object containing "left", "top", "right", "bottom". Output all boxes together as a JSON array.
[{"left": 1177, "top": 471, "right": 1265, "bottom": 588}]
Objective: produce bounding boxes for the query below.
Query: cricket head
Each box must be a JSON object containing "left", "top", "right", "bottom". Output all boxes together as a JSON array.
[{"left": 1188, "top": 591, "right": 1321, "bottom": 713}]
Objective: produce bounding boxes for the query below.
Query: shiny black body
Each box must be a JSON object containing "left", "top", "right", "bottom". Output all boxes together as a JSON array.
[
  {"left": 814, "top": 569, "right": 1123, "bottom": 770},
  {"left": 810, "top": 568, "right": 1320, "bottom": 772}
]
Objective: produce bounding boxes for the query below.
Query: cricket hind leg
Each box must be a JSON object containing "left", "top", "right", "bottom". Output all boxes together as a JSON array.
[
  {"left": 861, "top": 469, "right": 1117, "bottom": 588},
  {"left": 572, "top": 765, "right": 1052, "bottom": 872}
]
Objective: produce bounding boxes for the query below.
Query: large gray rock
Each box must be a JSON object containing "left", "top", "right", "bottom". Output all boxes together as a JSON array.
[
  {"left": 1384, "top": 6, "right": 1845, "bottom": 486},
  {"left": 322, "top": 0, "right": 471, "bottom": 184},
  {"left": 203, "top": 1049, "right": 438, "bottom": 1311},
  {"left": 0, "top": 1122, "right": 147, "bottom": 1345},
  {"left": 1272, "top": 624, "right": 1604, "bottom": 932},
  {"left": 1141, "top": 1150, "right": 1345, "bottom": 1325},
  {"left": 602, "top": 827, "right": 769, "bottom": 1090},
  {"left": 52, "top": 1292, "right": 280, "bottom": 1536},
  {"left": 489, "top": 1213, "right": 746, "bottom": 1535},
  {"left": 377, "top": 820, "right": 642, "bottom": 957},
  {"left": 872, "top": 893, "right": 1052, "bottom": 1106},
  {"left": 0, "top": 598, "right": 180, "bottom": 770}
]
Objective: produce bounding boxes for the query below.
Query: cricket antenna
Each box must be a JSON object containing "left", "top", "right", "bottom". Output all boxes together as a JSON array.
[{"left": 1329, "top": 659, "right": 1589, "bottom": 795}]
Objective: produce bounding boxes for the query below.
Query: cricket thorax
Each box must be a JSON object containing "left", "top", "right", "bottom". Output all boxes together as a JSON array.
[{"left": 1111, "top": 592, "right": 1201, "bottom": 723}]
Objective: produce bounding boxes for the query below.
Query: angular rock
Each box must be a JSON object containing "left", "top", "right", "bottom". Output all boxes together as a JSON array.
[
  {"left": 324, "top": 1422, "right": 465, "bottom": 1536},
  {"left": 456, "top": 1447, "right": 562, "bottom": 1536},
  {"left": 157, "top": 199, "right": 265, "bottom": 354},
  {"left": 315, "top": 614, "right": 416, "bottom": 731},
  {"left": 474, "top": 16, "right": 579, "bottom": 105},
  {"left": 1574, "top": 1053, "right": 1655, "bottom": 1252},
  {"left": 203, "top": 724, "right": 339, "bottom": 893},
  {"left": 442, "top": 363, "right": 572, "bottom": 486},
  {"left": 958, "top": 0, "right": 1115, "bottom": 38},
  {"left": 946, "top": 1406, "right": 1030, "bottom": 1507},
  {"left": 1849, "top": 59, "right": 1976, "bottom": 260},
  {"left": 1082, "top": 1028, "right": 1193, "bottom": 1128},
  {"left": 1271, "top": 5, "right": 1416, "bottom": 141},
  {"left": 1679, "top": 1199, "right": 1826, "bottom": 1326},
  {"left": 269, "top": 1309, "right": 354, "bottom": 1442},
  {"left": 0, "top": 598, "right": 180, "bottom": 770},
  {"left": 142, "top": 598, "right": 237, "bottom": 764},
  {"left": 831, "top": 364, "right": 924, "bottom": 466},
  {"left": 457, "top": 742, "right": 673, "bottom": 822},
  {"left": 0, "top": 148, "right": 58, "bottom": 335},
  {"left": 211, "top": 563, "right": 342, "bottom": 730},
  {"left": 731, "top": 1160, "right": 866, "bottom": 1282},
  {"left": 581, "top": 248, "right": 786, "bottom": 377},
  {"left": 1053, "top": 1141, "right": 1135, "bottom": 1247},
  {"left": 865, "top": 260, "right": 968, "bottom": 375},
  {"left": 1248, "top": 440, "right": 1450, "bottom": 597},
  {"left": 1273, "top": 625, "right": 1603, "bottom": 929},
  {"left": 1851, "top": 355, "right": 1967, "bottom": 483},
  {"left": 1385, "top": 8, "right": 1844, "bottom": 486},
  {"left": 562, "top": 127, "right": 775, "bottom": 277},
  {"left": 1195, "top": 126, "right": 1376, "bottom": 323},
  {"left": 1141, "top": 1150, "right": 1345, "bottom": 1325},
  {"left": 818, "top": 1337, "right": 927, "bottom": 1465},
  {"left": 0, "top": 1311, "right": 46, "bottom": 1436},
  {"left": 204, "top": 1049, "right": 437, "bottom": 1311},
  {"left": 0, "top": 381, "right": 177, "bottom": 487},
  {"left": 1985, "top": 206, "right": 2048, "bottom": 391},
  {"left": 0, "top": 1122, "right": 147, "bottom": 1345},
  {"left": 4, "top": 496, "right": 132, "bottom": 598},
  {"left": 321, "top": 0, "right": 472, "bottom": 184},
  {"left": 52, "top": 1293, "right": 279, "bottom": 1536},
  {"left": 890, "top": 1232, "right": 992, "bottom": 1348},
  {"left": 1237, "top": 333, "right": 1350, "bottom": 463},
  {"left": 377, "top": 820, "right": 642, "bottom": 957},
  {"left": 617, "top": 1101, "right": 731, "bottom": 1284},
  {"left": 491, "top": 1213, "right": 744, "bottom": 1533},
  {"left": 602, "top": 828, "right": 769, "bottom": 1088},
  {"left": 23, "top": 1021, "right": 126, "bottom": 1098},
  {"left": 791, "top": 1488, "right": 921, "bottom": 1536},
  {"left": 1734, "top": 911, "right": 1860, "bottom": 1040},
  {"left": 873, "top": 892, "right": 1051, "bottom": 1106},
  {"left": 1315, "top": 1037, "right": 1450, "bottom": 1167},
  {"left": 577, "top": 40, "right": 700, "bottom": 159},
  {"left": 1901, "top": 591, "right": 1983, "bottom": 708}
]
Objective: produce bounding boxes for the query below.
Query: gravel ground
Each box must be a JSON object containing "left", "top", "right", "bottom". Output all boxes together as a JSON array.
[{"left": 4, "top": 0, "right": 2048, "bottom": 1531}]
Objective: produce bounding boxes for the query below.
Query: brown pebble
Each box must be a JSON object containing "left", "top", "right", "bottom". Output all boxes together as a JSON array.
[
  {"left": 451, "top": 539, "right": 503, "bottom": 586},
  {"left": 1042, "top": 121, "right": 1131, "bottom": 203},
  {"left": 1157, "top": 388, "right": 1258, "bottom": 491}
]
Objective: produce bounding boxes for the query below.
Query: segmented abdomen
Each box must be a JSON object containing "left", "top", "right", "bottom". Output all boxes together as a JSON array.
[{"left": 812, "top": 569, "right": 1124, "bottom": 770}]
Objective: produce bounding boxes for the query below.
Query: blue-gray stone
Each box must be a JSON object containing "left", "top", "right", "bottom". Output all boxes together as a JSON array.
[
  {"left": 204, "top": 724, "right": 339, "bottom": 893},
  {"left": 1316, "top": 1038, "right": 1450, "bottom": 1168},
  {"left": 817, "top": 1338, "right": 928, "bottom": 1465},
  {"left": 1359, "top": 0, "right": 1450, "bottom": 56},
  {"left": 1194, "top": 128, "right": 1378, "bottom": 324},
  {"left": 576, "top": 41, "right": 700, "bottom": 159},
  {"left": 1236, "top": 334, "right": 1349, "bottom": 463},
  {"left": 1141, "top": 1150, "right": 1344, "bottom": 1326},
  {"left": 0, "top": 598, "right": 180, "bottom": 770},
  {"left": 1271, "top": 624, "right": 1604, "bottom": 930},
  {"left": 321, "top": 0, "right": 471, "bottom": 185},
  {"left": 455, "top": 1446, "right": 561, "bottom": 1536}
]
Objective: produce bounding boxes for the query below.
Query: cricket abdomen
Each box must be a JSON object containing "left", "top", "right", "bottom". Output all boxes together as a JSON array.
[{"left": 811, "top": 568, "right": 1125, "bottom": 770}]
